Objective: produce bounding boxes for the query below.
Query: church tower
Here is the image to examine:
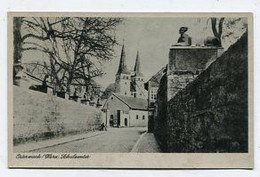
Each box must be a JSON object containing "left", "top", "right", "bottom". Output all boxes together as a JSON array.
[
  {"left": 115, "top": 44, "right": 131, "bottom": 96},
  {"left": 131, "top": 51, "right": 146, "bottom": 99}
]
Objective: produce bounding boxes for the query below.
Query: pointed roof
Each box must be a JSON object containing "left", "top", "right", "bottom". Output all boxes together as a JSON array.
[
  {"left": 134, "top": 51, "right": 143, "bottom": 77},
  {"left": 116, "top": 44, "right": 130, "bottom": 75}
]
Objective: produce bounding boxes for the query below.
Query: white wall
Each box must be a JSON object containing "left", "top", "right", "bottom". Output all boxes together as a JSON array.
[
  {"left": 129, "top": 109, "right": 148, "bottom": 127},
  {"left": 115, "top": 73, "right": 131, "bottom": 96},
  {"left": 13, "top": 86, "right": 103, "bottom": 142}
]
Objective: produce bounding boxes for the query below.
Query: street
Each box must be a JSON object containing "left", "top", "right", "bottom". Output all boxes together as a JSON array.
[{"left": 30, "top": 127, "right": 154, "bottom": 153}]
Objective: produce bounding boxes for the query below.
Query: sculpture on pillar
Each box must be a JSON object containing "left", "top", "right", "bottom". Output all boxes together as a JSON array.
[{"left": 175, "top": 27, "right": 192, "bottom": 46}]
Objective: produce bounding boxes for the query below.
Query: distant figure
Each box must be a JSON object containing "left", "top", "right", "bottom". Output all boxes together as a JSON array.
[
  {"left": 204, "top": 36, "right": 221, "bottom": 47},
  {"left": 175, "top": 27, "right": 192, "bottom": 46},
  {"left": 99, "top": 122, "right": 107, "bottom": 131}
]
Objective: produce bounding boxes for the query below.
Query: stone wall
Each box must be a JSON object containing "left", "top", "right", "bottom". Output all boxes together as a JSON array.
[
  {"left": 13, "top": 86, "right": 103, "bottom": 145},
  {"left": 167, "top": 46, "right": 224, "bottom": 100},
  {"left": 155, "top": 32, "right": 248, "bottom": 152},
  {"left": 154, "top": 73, "right": 168, "bottom": 151}
]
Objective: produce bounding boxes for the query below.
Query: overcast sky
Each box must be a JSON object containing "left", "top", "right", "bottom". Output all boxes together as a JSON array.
[
  {"left": 97, "top": 17, "right": 214, "bottom": 88},
  {"left": 22, "top": 17, "right": 247, "bottom": 89}
]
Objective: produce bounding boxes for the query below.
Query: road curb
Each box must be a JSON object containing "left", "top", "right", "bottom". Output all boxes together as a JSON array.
[{"left": 130, "top": 131, "right": 147, "bottom": 153}]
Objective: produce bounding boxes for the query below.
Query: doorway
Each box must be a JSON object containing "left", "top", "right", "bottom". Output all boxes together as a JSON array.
[
  {"left": 110, "top": 115, "right": 114, "bottom": 127},
  {"left": 124, "top": 118, "right": 128, "bottom": 127},
  {"left": 117, "top": 110, "right": 121, "bottom": 127}
]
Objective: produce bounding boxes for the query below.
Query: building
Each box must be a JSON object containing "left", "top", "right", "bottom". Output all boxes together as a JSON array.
[
  {"left": 144, "top": 66, "right": 166, "bottom": 132},
  {"left": 115, "top": 45, "right": 147, "bottom": 99},
  {"left": 102, "top": 44, "right": 149, "bottom": 127},
  {"left": 103, "top": 93, "right": 148, "bottom": 127},
  {"left": 144, "top": 66, "right": 166, "bottom": 107}
]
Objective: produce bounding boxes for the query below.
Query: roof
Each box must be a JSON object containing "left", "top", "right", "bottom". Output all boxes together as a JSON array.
[
  {"left": 133, "top": 51, "right": 143, "bottom": 77},
  {"left": 144, "top": 66, "right": 166, "bottom": 90},
  {"left": 116, "top": 44, "right": 130, "bottom": 75},
  {"left": 112, "top": 93, "right": 148, "bottom": 110}
]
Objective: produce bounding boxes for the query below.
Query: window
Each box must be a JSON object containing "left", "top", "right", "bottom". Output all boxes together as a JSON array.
[
  {"left": 125, "top": 92, "right": 127, "bottom": 95},
  {"left": 125, "top": 82, "right": 127, "bottom": 85},
  {"left": 143, "top": 115, "right": 145, "bottom": 120},
  {"left": 111, "top": 97, "right": 113, "bottom": 100},
  {"left": 136, "top": 115, "right": 139, "bottom": 119}
]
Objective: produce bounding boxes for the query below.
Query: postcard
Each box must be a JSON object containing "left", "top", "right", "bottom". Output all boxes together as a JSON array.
[{"left": 8, "top": 12, "right": 253, "bottom": 168}]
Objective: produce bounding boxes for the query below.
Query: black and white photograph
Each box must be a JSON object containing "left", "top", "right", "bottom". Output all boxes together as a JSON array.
[{"left": 8, "top": 12, "right": 253, "bottom": 168}]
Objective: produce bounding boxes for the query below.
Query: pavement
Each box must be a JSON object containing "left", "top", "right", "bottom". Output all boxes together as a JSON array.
[
  {"left": 13, "top": 131, "right": 106, "bottom": 153},
  {"left": 131, "top": 132, "right": 161, "bottom": 153},
  {"left": 14, "top": 127, "right": 161, "bottom": 153}
]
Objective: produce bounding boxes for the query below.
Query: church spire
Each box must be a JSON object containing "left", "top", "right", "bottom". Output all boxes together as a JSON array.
[
  {"left": 134, "top": 50, "right": 143, "bottom": 76},
  {"left": 116, "top": 44, "right": 129, "bottom": 75}
]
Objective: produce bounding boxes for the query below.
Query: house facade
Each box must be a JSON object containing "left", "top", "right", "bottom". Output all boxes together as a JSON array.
[{"left": 103, "top": 93, "right": 148, "bottom": 127}]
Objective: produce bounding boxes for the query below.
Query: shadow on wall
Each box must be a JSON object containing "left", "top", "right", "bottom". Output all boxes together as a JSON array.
[{"left": 154, "top": 31, "right": 248, "bottom": 153}]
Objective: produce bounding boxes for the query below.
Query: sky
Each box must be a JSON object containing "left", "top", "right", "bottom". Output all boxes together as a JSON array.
[
  {"left": 97, "top": 17, "right": 214, "bottom": 88},
  {"left": 22, "top": 17, "right": 247, "bottom": 89}
]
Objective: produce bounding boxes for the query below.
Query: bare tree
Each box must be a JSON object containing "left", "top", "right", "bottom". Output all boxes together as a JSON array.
[
  {"left": 56, "top": 17, "right": 122, "bottom": 94},
  {"left": 16, "top": 17, "right": 122, "bottom": 95},
  {"left": 210, "top": 17, "right": 225, "bottom": 46},
  {"left": 209, "top": 17, "right": 247, "bottom": 47}
]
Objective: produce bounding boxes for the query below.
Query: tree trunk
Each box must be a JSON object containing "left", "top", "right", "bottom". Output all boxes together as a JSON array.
[
  {"left": 13, "top": 17, "right": 23, "bottom": 78},
  {"left": 210, "top": 17, "right": 225, "bottom": 47}
]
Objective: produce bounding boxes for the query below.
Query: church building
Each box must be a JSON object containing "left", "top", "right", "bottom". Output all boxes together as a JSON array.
[
  {"left": 103, "top": 44, "right": 148, "bottom": 127},
  {"left": 114, "top": 45, "right": 147, "bottom": 99}
]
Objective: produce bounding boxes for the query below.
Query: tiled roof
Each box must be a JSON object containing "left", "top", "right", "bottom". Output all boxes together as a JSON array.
[{"left": 113, "top": 93, "right": 148, "bottom": 110}]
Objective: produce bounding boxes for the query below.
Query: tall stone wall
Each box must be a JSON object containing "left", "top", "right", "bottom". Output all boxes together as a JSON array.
[
  {"left": 167, "top": 46, "right": 224, "bottom": 100},
  {"left": 13, "top": 86, "right": 103, "bottom": 145},
  {"left": 155, "top": 32, "right": 248, "bottom": 152},
  {"left": 154, "top": 73, "right": 168, "bottom": 151}
]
